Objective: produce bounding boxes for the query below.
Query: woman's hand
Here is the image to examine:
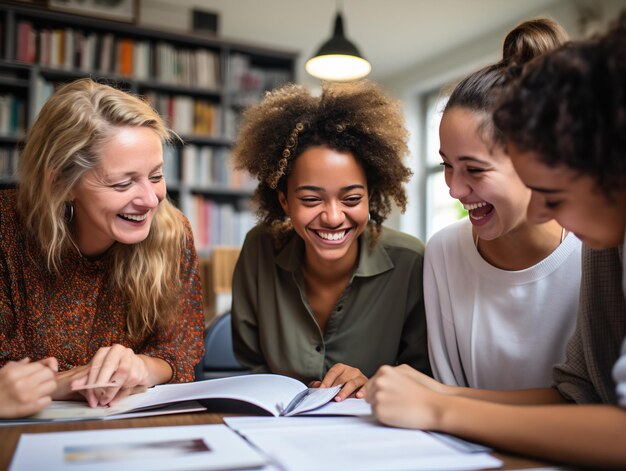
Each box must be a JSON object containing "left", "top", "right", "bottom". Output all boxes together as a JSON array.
[
  {"left": 0, "top": 358, "right": 58, "bottom": 419},
  {"left": 365, "top": 365, "right": 445, "bottom": 430},
  {"left": 358, "top": 363, "right": 450, "bottom": 399},
  {"left": 69, "top": 344, "right": 153, "bottom": 408},
  {"left": 309, "top": 363, "right": 368, "bottom": 402}
]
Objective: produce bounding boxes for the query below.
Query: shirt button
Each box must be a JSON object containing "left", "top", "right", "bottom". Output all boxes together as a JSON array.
[{"left": 315, "top": 345, "right": 322, "bottom": 352}]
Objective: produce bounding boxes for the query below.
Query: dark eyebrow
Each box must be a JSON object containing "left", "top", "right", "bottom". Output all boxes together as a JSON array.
[
  {"left": 294, "top": 184, "right": 366, "bottom": 193},
  {"left": 295, "top": 185, "right": 324, "bottom": 193},
  {"left": 342, "top": 184, "right": 366, "bottom": 192},
  {"left": 528, "top": 186, "right": 565, "bottom": 194},
  {"left": 439, "top": 151, "right": 490, "bottom": 166}
]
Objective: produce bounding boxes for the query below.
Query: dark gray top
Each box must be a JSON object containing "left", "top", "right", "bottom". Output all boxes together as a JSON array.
[
  {"left": 553, "top": 245, "right": 626, "bottom": 404},
  {"left": 231, "top": 224, "right": 430, "bottom": 383}
]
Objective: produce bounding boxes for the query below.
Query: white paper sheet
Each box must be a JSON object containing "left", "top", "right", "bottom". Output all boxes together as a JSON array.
[
  {"left": 224, "top": 416, "right": 502, "bottom": 471},
  {"left": 297, "top": 397, "right": 372, "bottom": 416},
  {"left": 9, "top": 424, "right": 267, "bottom": 471}
]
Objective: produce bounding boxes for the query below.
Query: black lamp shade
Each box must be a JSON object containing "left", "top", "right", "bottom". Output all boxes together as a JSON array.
[
  {"left": 314, "top": 13, "right": 363, "bottom": 58},
  {"left": 305, "top": 12, "right": 371, "bottom": 81}
]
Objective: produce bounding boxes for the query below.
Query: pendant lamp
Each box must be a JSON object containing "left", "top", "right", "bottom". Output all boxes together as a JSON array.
[{"left": 305, "top": 7, "right": 371, "bottom": 81}]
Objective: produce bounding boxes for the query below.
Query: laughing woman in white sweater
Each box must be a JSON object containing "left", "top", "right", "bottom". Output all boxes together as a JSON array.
[{"left": 424, "top": 18, "right": 582, "bottom": 390}]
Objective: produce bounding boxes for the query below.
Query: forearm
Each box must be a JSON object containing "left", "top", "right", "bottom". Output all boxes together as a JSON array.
[
  {"left": 448, "top": 385, "right": 566, "bottom": 405},
  {"left": 399, "top": 364, "right": 566, "bottom": 405},
  {"left": 441, "top": 397, "right": 626, "bottom": 468},
  {"left": 138, "top": 355, "right": 172, "bottom": 386}
]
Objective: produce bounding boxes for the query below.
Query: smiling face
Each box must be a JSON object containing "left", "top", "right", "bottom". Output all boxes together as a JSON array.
[
  {"left": 439, "top": 107, "right": 532, "bottom": 241},
  {"left": 278, "top": 146, "right": 369, "bottom": 269},
  {"left": 509, "top": 145, "right": 626, "bottom": 249},
  {"left": 68, "top": 126, "right": 166, "bottom": 256}
]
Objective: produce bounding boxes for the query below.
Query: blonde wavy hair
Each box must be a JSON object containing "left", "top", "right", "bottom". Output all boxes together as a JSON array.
[{"left": 17, "top": 78, "right": 185, "bottom": 336}]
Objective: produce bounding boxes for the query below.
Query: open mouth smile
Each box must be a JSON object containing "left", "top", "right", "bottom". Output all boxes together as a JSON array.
[
  {"left": 312, "top": 228, "right": 352, "bottom": 242},
  {"left": 118, "top": 213, "right": 148, "bottom": 222},
  {"left": 462, "top": 201, "right": 494, "bottom": 221}
]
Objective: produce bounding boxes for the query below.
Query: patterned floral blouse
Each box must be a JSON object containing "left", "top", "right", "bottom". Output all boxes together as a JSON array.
[{"left": 0, "top": 189, "right": 204, "bottom": 383}]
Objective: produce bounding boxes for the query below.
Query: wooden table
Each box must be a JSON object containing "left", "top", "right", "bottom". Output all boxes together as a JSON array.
[{"left": 0, "top": 412, "right": 555, "bottom": 470}]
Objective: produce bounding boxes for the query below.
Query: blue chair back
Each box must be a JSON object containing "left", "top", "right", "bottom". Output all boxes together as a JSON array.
[{"left": 195, "top": 311, "right": 248, "bottom": 380}]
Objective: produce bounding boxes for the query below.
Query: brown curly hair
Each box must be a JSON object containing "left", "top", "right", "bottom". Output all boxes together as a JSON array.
[{"left": 231, "top": 80, "right": 411, "bottom": 244}]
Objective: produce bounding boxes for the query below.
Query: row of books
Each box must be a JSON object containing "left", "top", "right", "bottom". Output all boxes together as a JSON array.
[
  {"left": 14, "top": 21, "right": 220, "bottom": 88},
  {"left": 184, "top": 195, "right": 256, "bottom": 250},
  {"left": 0, "top": 94, "right": 26, "bottom": 137},
  {"left": 0, "top": 147, "right": 18, "bottom": 178},
  {"left": 144, "top": 92, "right": 221, "bottom": 137},
  {"left": 178, "top": 145, "right": 255, "bottom": 189},
  {"left": 227, "top": 54, "right": 292, "bottom": 107},
  {"left": 30, "top": 79, "right": 222, "bottom": 139}
]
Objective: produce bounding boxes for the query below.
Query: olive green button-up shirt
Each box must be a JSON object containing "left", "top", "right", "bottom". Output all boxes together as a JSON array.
[{"left": 231, "top": 224, "right": 430, "bottom": 384}]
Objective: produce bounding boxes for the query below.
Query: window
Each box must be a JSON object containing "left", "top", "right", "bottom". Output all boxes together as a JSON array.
[{"left": 420, "top": 89, "right": 467, "bottom": 241}]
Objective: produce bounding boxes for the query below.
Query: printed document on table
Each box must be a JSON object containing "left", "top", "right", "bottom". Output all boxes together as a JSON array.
[
  {"left": 9, "top": 424, "right": 267, "bottom": 471},
  {"left": 224, "top": 416, "right": 502, "bottom": 471}
]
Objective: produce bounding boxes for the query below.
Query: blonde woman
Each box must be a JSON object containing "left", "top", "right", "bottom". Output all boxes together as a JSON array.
[{"left": 0, "top": 78, "right": 204, "bottom": 412}]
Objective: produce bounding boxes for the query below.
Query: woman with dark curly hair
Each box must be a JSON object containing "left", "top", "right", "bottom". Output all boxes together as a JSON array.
[
  {"left": 367, "top": 13, "right": 626, "bottom": 468},
  {"left": 230, "top": 80, "right": 430, "bottom": 401}
]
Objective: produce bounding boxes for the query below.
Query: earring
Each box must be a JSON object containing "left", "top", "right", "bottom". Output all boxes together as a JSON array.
[{"left": 65, "top": 201, "right": 74, "bottom": 223}]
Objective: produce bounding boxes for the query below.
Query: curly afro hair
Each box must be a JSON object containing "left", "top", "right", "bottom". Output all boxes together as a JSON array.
[
  {"left": 231, "top": 80, "right": 411, "bottom": 244},
  {"left": 494, "top": 12, "right": 626, "bottom": 196}
]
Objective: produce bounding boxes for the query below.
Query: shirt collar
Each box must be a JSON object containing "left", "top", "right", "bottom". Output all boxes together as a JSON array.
[{"left": 275, "top": 227, "right": 394, "bottom": 277}]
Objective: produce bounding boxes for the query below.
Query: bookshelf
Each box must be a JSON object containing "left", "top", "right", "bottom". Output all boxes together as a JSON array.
[{"left": 0, "top": 1, "right": 296, "bottom": 256}]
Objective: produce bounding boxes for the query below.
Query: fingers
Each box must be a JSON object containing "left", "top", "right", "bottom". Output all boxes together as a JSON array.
[
  {"left": 355, "top": 379, "right": 370, "bottom": 399},
  {"left": 3, "top": 359, "right": 57, "bottom": 387},
  {"left": 0, "top": 360, "right": 58, "bottom": 418},
  {"left": 80, "top": 345, "right": 149, "bottom": 407},
  {"left": 317, "top": 363, "right": 368, "bottom": 402},
  {"left": 86, "top": 344, "right": 126, "bottom": 386},
  {"left": 334, "top": 374, "right": 368, "bottom": 402},
  {"left": 308, "top": 380, "right": 322, "bottom": 388},
  {"left": 50, "top": 346, "right": 148, "bottom": 407},
  {"left": 319, "top": 363, "right": 344, "bottom": 388},
  {"left": 83, "top": 345, "right": 126, "bottom": 406},
  {"left": 98, "top": 352, "right": 137, "bottom": 406},
  {"left": 365, "top": 365, "right": 395, "bottom": 404}
]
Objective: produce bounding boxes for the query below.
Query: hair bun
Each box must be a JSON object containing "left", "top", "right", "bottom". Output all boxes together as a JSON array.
[{"left": 502, "top": 18, "right": 569, "bottom": 67}]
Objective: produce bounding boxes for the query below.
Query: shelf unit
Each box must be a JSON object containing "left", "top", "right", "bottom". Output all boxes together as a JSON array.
[{"left": 0, "top": 1, "right": 297, "bottom": 255}]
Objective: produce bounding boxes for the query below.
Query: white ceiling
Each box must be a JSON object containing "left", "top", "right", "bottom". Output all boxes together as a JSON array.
[{"left": 141, "top": 0, "right": 568, "bottom": 85}]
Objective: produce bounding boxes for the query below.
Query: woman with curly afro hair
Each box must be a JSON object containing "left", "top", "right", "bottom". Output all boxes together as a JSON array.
[
  {"left": 230, "top": 80, "right": 430, "bottom": 401},
  {"left": 367, "top": 13, "right": 626, "bottom": 468}
]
